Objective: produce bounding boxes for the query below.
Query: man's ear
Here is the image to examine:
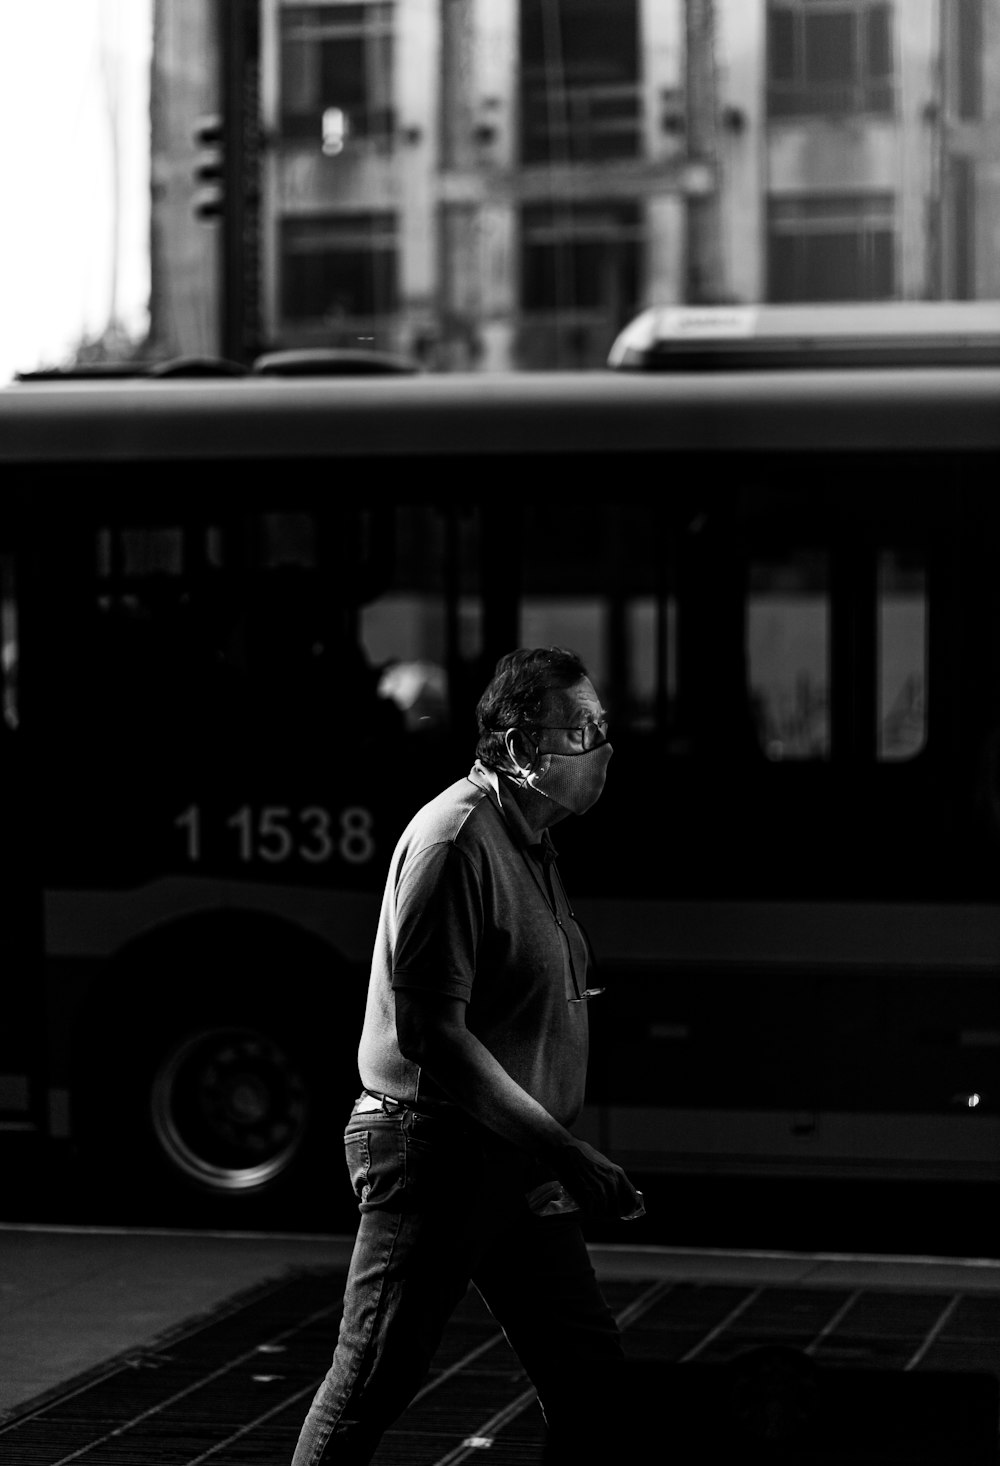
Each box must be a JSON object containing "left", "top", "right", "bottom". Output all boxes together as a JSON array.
[{"left": 504, "top": 727, "right": 533, "bottom": 772}]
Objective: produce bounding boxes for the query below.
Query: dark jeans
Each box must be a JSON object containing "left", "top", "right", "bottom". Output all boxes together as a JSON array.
[{"left": 290, "top": 1098, "right": 625, "bottom": 1464}]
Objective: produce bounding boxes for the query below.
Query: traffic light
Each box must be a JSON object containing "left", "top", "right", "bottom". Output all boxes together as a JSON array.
[
  {"left": 192, "top": 113, "right": 225, "bottom": 222},
  {"left": 194, "top": 0, "right": 262, "bottom": 360}
]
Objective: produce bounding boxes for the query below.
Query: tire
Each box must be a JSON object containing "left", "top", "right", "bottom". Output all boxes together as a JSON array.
[
  {"left": 148, "top": 1021, "right": 311, "bottom": 1195},
  {"left": 71, "top": 913, "right": 363, "bottom": 1227}
]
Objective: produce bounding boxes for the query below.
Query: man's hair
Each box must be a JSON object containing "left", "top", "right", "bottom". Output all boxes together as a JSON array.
[{"left": 475, "top": 646, "right": 588, "bottom": 770}]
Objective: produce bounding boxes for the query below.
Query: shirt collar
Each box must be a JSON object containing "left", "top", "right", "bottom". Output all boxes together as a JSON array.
[{"left": 468, "top": 760, "right": 555, "bottom": 857}]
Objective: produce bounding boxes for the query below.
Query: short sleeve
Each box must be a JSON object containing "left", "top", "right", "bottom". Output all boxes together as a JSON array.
[{"left": 390, "top": 841, "right": 482, "bottom": 998}]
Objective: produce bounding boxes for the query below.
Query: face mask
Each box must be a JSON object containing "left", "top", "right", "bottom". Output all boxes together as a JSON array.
[{"left": 513, "top": 741, "right": 613, "bottom": 815}]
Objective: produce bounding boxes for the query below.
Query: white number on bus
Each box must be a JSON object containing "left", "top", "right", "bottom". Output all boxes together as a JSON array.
[
  {"left": 173, "top": 805, "right": 375, "bottom": 864},
  {"left": 174, "top": 804, "right": 201, "bottom": 862},
  {"left": 338, "top": 806, "right": 376, "bottom": 865}
]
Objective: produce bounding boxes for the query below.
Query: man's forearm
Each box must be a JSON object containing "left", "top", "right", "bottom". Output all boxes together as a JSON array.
[
  {"left": 408, "top": 1024, "right": 573, "bottom": 1158},
  {"left": 397, "top": 1004, "right": 639, "bottom": 1216}
]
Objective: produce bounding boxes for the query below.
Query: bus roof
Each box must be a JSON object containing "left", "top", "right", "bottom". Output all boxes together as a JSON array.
[{"left": 1, "top": 369, "right": 999, "bottom": 460}]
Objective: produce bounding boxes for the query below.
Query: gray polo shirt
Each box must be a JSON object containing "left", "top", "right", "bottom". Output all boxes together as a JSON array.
[{"left": 357, "top": 762, "right": 591, "bottom": 1127}]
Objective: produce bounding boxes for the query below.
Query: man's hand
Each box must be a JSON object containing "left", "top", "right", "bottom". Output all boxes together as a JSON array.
[{"left": 549, "top": 1138, "right": 643, "bottom": 1219}]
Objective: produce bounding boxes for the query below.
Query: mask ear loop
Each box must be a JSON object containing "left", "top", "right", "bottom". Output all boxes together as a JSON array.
[{"left": 504, "top": 727, "right": 541, "bottom": 788}]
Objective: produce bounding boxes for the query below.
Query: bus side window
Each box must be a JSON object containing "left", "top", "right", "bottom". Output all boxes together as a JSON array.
[
  {"left": 747, "top": 550, "right": 830, "bottom": 761},
  {"left": 878, "top": 549, "right": 927, "bottom": 761},
  {"left": 625, "top": 595, "right": 677, "bottom": 734},
  {"left": 260, "top": 513, "right": 318, "bottom": 568},
  {"left": 520, "top": 598, "right": 605, "bottom": 685},
  {"left": 78, "top": 511, "right": 417, "bottom": 769},
  {"left": 91, "top": 523, "right": 205, "bottom": 730},
  {"left": 359, "top": 505, "right": 482, "bottom": 735},
  {"left": 521, "top": 504, "right": 608, "bottom": 690},
  {"left": 0, "top": 553, "right": 17, "bottom": 731},
  {"left": 521, "top": 503, "right": 676, "bottom": 736},
  {"left": 96, "top": 525, "right": 184, "bottom": 579}
]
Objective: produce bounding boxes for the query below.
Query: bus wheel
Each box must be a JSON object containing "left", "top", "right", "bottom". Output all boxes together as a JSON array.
[{"left": 149, "top": 1025, "right": 309, "bottom": 1194}]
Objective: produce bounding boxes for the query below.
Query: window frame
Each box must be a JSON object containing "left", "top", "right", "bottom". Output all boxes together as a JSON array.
[
  {"left": 519, "top": 0, "right": 643, "bottom": 165},
  {"left": 278, "top": 1, "right": 395, "bottom": 146},
  {"left": 767, "top": 193, "right": 897, "bottom": 303},
  {"left": 278, "top": 211, "right": 400, "bottom": 332},
  {"left": 742, "top": 523, "right": 931, "bottom": 769},
  {"left": 766, "top": 0, "right": 896, "bottom": 119}
]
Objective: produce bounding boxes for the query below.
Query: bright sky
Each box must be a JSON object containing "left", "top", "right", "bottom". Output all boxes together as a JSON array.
[{"left": 0, "top": 0, "right": 152, "bottom": 384}]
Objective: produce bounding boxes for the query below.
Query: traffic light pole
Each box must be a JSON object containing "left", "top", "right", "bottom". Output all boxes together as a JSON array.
[
  {"left": 217, "top": 0, "right": 262, "bottom": 364},
  {"left": 684, "top": 0, "right": 725, "bottom": 304}
]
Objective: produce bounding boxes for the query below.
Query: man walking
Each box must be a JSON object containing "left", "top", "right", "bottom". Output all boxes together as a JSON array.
[{"left": 292, "top": 646, "right": 642, "bottom": 1465}]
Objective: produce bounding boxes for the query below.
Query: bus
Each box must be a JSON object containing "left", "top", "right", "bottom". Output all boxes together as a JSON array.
[{"left": 2, "top": 366, "right": 1000, "bottom": 1227}]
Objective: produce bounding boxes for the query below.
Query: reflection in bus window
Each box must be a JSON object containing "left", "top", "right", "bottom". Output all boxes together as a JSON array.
[
  {"left": 521, "top": 504, "right": 610, "bottom": 693},
  {"left": 96, "top": 525, "right": 184, "bottom": 579},
  {"left": 84, "top": 515, "right": 404, "bottom": 751},
  {"left": 359, "top": 505, "right": 482, "bottom": 734},
  {"left": 91, "top": 524, "right": 226, "bottom": 727},
  {"left": 521, "top": 504, "right": 676, "bottom": 733},
  {"left": 376, "top": 660, "right": 449, "bottom": 734},
  {"left": 1, "top": 554, "right": 17, "bottom": 731},
  {"left": 261, "top": 514, "right": 318, "bottom": 568},
  {"left": 878, "top": 550, "right": 927, "bottom": 761},
  {"left": 520, "top": 598, "right": 605, "bottom": 689},
  {"left": 748, "top": 552, "right": 830, "bottom": 761}
]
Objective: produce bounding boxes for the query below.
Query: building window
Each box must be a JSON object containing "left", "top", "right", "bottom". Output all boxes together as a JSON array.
[
  {"left": 519, "top": 202, "right": 643, "bottom": 366},
  {"left": 279, "top": 2, "right": 394, "bottom": 145},
  {"left": 280, "top": 214, "right": 398, "bottom": 325},
  {"left": 767, "top": 195, "right": 895, "bottom": 302},
  {"left": 946, "top": 156, "right": 976, "bottom": 301},
  {"left": 951, "top": 0, "right": 983, "bottom": 121},
  {"left": 767, "top": 1, "right": 894, "bottom": 118},
  {"left": 521, "top": 203, "right": 642, "bottom": 313},
  {"left": 520, "top": 0, "right": 642, "bottom": 164}
]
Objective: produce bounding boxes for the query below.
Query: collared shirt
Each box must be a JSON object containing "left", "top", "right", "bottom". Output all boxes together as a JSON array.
[{"left": 356, "top": 763, "right": 591, "bottom": 1126}]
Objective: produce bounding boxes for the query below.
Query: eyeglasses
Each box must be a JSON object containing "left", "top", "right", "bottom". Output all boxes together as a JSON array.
[{"left": 531, "top": 717, "right": 609, "bottom": 751}]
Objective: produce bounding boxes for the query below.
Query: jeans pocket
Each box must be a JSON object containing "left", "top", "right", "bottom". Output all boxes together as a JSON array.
[
  {"left": 345, "top": 1122, "right": 407, "bottom": 1212},
  {"left": 344, "top": 1130, "right": 372, "bottom": 1207}
]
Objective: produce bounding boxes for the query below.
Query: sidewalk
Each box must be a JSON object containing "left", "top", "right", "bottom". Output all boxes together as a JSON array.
[
  {"left": 5, "top": 1221, "right": 1000, "bottom": 1423},
  {"left": 0, "top": 1223, "right": 354, "bottom": 1418}
]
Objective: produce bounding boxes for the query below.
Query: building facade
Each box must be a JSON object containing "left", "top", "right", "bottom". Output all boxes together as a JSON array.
[{"left": 150, "top": 0, "right": 1000, "bottom": 370}]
